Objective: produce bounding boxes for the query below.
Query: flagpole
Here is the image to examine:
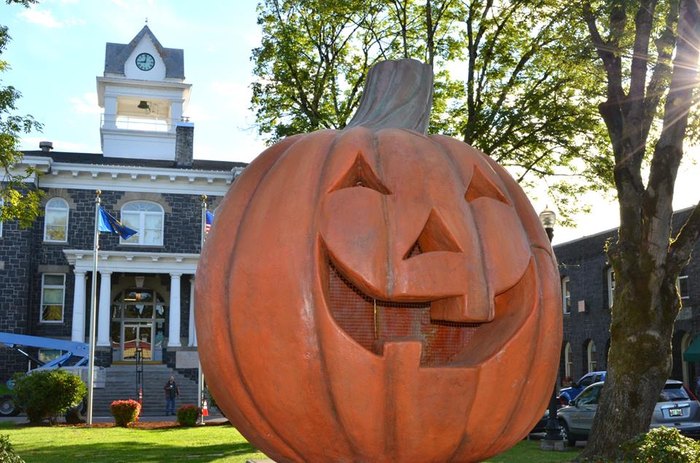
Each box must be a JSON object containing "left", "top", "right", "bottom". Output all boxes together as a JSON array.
[
  {"left": 87, "top": 190, "right": 101, "bottom": 426},
  {"left": 198, "top": 194, "right": 207, "bottom": 425}
]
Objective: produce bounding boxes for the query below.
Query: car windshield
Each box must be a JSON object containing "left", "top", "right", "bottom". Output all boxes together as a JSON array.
[{"left": 659, "top": 385, "right": 690, "bottom": 402}]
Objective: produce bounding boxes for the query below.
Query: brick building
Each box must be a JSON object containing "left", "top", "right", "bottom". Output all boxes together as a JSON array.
[
  {"left": 0, "top": 26, "right": 245, "bottom": 384},
  {"left": 555, "top": 207, "right": 700, "bottom": 388}
]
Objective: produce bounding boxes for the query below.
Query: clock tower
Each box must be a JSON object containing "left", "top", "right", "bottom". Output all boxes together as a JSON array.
[{"left": 97, "top": 26, "right": 192, "bottom": 160}]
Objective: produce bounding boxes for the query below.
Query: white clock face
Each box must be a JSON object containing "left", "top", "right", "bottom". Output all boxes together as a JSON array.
[{"left": 135, "top": 53, "right": 155, "bottom": 71}]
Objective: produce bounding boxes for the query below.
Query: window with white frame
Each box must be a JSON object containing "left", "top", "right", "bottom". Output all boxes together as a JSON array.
[
  {"left": 44, "top": 198, "right": 69, "bottom": 242},
  {"left": 120, "top": 201, "right": 164, "bottom": 246},
  {"left": 38, "top": 349, "right": 64, "bottom": 363},
  {"left": 564, "top": 342, "right": 573, "bottom": 379},
  {"left": 607, "top": 267, "right": 616, "bottom": 309},
  {"left": 678, "top": 274, "right": 689, "bottom": 305},
  {"left": 40, "top": 274, "right": 65, "bottom": 323},
  {"left": 587, "top": 340, "right": 598, "bottom": 372},
  {"left": 562, "top": 276, "right": 571, "bottom": 314}
]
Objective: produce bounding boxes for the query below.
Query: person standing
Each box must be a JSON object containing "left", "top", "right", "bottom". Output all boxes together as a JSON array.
[{"left": 164, "top": 375, "right": 179, "bottom": 415}]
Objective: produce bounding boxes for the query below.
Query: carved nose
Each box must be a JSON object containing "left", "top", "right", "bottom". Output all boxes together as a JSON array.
[{"left": 403, "top": 209, "right": 462, "bottom": 259}]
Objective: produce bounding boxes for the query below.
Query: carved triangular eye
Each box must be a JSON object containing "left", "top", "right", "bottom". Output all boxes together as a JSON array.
[
  {"left": 404, "top": 209, "right": 462, "bottom": 259},
  {"left": 465, "top": 167, "right": 510, "bottom": 204},
  {"left": 331, "top": 153, "right": 391, "bottom": 194}
]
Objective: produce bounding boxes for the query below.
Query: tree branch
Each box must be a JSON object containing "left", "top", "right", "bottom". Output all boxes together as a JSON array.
[
  {"left": 642, "top": 0, "right": 678, "bottom": 142},
  {"left": 669, "top": 204, "right": 700, "bottom": 272},
  {"left": 647, "top": 0, "right": 700, "bottom": 205}
]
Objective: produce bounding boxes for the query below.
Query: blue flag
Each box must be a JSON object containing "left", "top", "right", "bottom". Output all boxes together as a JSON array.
[
  {"left": 205, "top": 210, "right": 214, "bottom": 234},
  {"left": 98, "top": 206, "right": 138, "bottom": 239}
]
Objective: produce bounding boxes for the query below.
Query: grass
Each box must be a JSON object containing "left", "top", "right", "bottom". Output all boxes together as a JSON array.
[{"left": 0, "top": 422, "right": 580, "bottom": 462}]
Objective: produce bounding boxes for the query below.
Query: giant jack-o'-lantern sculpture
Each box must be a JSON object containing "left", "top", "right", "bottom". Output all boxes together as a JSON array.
[{"left": 196, "top": 59, "right": 561, "bottom": 462}]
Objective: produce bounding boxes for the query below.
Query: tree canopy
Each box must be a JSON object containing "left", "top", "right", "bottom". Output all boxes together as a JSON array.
[
  {"left": 0, "top": 0, "right": 43, "bottom": 228},
  {"left": 251, "top": 0, "right": 613, "bottom": 222}
]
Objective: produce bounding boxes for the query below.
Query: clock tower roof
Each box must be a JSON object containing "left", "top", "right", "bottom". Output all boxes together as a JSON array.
[{"left": 103, "top": 25, "right": 184, "bottom": 79}]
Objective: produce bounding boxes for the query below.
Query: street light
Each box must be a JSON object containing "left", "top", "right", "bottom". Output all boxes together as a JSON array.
[
  {"left": 539, "top": 208, "right": 556, "bottom": 241},
  {"left": 538, "top": 207, "right": 564, "bottom": 450}
]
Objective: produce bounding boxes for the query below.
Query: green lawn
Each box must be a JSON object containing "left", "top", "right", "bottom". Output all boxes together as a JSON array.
[{"left": 0, "top": 422, "right": 579, "bottom": 462}]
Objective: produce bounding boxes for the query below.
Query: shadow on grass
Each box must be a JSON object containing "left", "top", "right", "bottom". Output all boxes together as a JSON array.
[{"left": 20, "top": 441, "right": 264, "bottom": 463}]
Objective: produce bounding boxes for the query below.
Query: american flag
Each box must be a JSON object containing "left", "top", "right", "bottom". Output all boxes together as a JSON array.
[{"left": 205, "top": 210, "right": 214, "bottom": 234}]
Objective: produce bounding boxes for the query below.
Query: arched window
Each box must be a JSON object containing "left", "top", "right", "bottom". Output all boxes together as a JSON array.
[
  {"left": 120, "top": 201, "right": 164, "bottom": 246},
  {"left": 587, "top": 340, "right": 598, "bottom": 372},
  {"left": 562, "top": 276, "right": 571, "bottom": 314},
  {"left": 44, "top": 198, "right": 69, "bottom": 242},
  {"left": 607, "top": 267, "right": 615, "bottom": 309},
  {"left": 564, "top": 342, "right": 573, "bottom": 379}
]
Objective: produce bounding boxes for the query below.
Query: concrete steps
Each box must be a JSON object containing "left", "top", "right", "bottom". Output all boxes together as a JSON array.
[{"left": 92, "top": 363, "right": 215, "bottom": 417}]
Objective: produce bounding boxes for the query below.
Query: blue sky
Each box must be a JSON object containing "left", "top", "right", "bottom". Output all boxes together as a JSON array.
[
  {"left": 0, "top": 0, "right": 697, "bottom": 243},
  {"left": 1, "top": 0, "right": 266, "bottom": 162}
]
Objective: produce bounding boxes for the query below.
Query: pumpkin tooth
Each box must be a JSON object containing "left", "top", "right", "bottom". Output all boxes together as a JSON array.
[{"left": 327, "top": 259, "right": 482, "bottom": 367}]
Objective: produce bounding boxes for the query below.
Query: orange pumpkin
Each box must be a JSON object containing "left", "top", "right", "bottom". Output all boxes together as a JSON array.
[{"left": 196, "top": 59, "right": 561, "bottom": 462}]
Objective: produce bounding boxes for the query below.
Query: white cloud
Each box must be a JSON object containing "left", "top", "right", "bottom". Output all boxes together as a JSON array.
[
  {"left": 70, "top": 93, "right": 100, "bottom": 115},
  {"left": 19, "top": 5, "right": 86, "bottom": 28},
  {"left": 20, "top": 8, "right": 63, "bottom": 28}
]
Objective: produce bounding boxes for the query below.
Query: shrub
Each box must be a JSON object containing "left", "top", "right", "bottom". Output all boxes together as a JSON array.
[
  {"left": 176, "top": 404, "right": 200, "bottom": 426},
  {"left": 13, "top": 370, "right": 87, "bottom": 425},
  {"left": 110, "top": 399, "right": 141, "bottom": 427},
  {"left": 619, "top": 426, "right": 700, "bottom": 462},
  {"left": 0, "top": 434, "right": 24, "bottom": 463}
]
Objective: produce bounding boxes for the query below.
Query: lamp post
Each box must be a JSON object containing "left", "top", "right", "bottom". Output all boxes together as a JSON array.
[{"left": 538, "top": 207, "right": 565, "bottom": 450}]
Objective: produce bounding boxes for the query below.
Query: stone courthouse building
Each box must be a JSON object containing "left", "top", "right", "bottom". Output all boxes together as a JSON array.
[
  {"left": 554, "top": 207, "right": 700, "bottom": 389},
  {"left": 0, "top": 26, "right": 245, "bottom": 384}
]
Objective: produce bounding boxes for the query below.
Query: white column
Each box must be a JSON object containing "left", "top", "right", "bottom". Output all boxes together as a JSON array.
[
  {"left": 97, "top": 271, "right": 112, "bottom": 347},
  {"left": 168, "top": 273, "right": 182, "bottom": 347},
  {"left": 188, "top": 276, "right": 197, "bottom": 347},
  {"left": 71, "top": 271, "right": 87, "bottom": 342},
  {"left": 103, "top": 95, "right": 118, "bottom": 129},
  {"left": 171, "top": 100, "right": 184, "bottom": 128}
]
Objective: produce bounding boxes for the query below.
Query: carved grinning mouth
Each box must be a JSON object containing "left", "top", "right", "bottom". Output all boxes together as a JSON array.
[{"left": 326, "top": 248, "right": 483, "bottom": 368}]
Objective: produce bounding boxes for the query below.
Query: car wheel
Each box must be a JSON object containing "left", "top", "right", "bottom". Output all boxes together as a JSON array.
[
  {"left": 0, "top": 395, "right": 19, "bottom": 417},
  {"left": 559, "top": 419, "right": 576, "bottom": 447}
]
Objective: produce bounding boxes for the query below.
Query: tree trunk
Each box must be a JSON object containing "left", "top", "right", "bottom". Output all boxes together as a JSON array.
[
  {"left": 580, "top": 241, "right": 680, "bottom": 458},
  {"left": 579, "top": 0, "right": 700, "bottom": 459}
]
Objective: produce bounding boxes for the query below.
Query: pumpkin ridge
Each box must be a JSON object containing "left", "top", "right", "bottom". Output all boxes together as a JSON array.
[
  {"left": 310, "top": 128, "right": 375, "bottom": 459},
  {"left": 213, "top": 136, "right": 310, "bottom": 461},
  {"left": 482, "top": 260, "right": 544, "bottom": 458}
]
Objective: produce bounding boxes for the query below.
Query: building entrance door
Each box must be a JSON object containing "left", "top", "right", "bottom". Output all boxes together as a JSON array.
[
  {"left": 111, "top": 284, "right": 167, "bottom": 362},
  {"left": 122, "top": 323, "right": 153, "bottom": 360}
]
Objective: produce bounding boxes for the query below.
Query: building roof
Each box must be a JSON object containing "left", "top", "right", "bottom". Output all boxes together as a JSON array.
[
  {"left": 23, "top": 150, "right": 247, "bottom": 171},
  {"left": 104, "top": 25, "right": 185, "bottom": 79},
  {"left": 554, "top": 206, "right": 695, "bottom": 249}
]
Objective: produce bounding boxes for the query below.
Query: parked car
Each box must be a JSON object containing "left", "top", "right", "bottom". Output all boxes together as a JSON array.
[
  {"left": 557, "top": 379, "right": 700, "bottom": 446},
  {"left": 530, "top": 409, "right": 549, "bottom": 434},
  {"left": 558, "top": 371, "right": 607, "bottom": 405}
]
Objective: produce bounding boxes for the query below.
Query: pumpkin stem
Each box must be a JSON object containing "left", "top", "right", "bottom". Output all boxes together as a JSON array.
[{"left": 346, "top": 59, "right": 433, "bottom": 134}]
